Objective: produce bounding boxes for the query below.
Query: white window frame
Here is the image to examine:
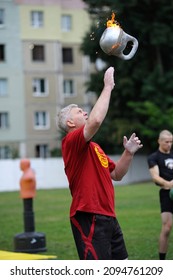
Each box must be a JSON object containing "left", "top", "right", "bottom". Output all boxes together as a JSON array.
[
  {"left": 0, "top": 8, "right": 5, "bottom": 27},
  {"left": 0, "top": 112, "right": 9, "bottom": 129},
  {"left": 0, "top": 78, "right": 8, "bottom": 96},
  {"left": 35, "top": 144, "right": 49, "bottom": 158},
  {"left": 32, "top": 78, "right": 48, "bottom": 97},
  {"left": 34, "top": 111, "right": 50, "bottom": 129},
  {"left": 0, "top": 146, "right": 11, "bottom": 159},
  {"left": 63, "top": 79, "right": 75, "bottom": 97},
  {"left": 61, "top": 15, "right": 72, "bottom": 32},
  {"left": 31, "top": 11, "right": 43, "bottom": 28}
]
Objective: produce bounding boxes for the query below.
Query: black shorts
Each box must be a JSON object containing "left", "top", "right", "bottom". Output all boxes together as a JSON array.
[
  {"left": 159, "top": 189, "right": 173, "bottom": 213},
  {"left": 70, "top": 211, "right": 128, "bottom": 260}
]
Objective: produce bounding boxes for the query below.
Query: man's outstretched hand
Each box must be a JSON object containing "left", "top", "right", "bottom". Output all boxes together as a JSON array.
[{"left": 123, "top": 133, "right": 143, "bottom": 155}]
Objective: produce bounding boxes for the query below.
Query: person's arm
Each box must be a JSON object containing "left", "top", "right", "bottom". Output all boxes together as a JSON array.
[
  {"left": 111, "top": 133, "right": 143, "bottom": 181},
  {"left": 83, "top": 67, "right": 115, "bottom": 142},
  {"left": 149, "top": 165, "right": 173, "bottom": 190}
]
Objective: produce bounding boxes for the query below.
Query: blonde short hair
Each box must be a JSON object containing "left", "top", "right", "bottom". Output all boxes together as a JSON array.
[
  {"left": 56, "top": 104, "right": 78, "bottom": 132},
  {"left": 159, "top": 130, "right": 173, "bottom": 140}
]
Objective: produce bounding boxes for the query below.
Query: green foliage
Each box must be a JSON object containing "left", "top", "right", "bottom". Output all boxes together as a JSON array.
[
  {"left": 81, "top": 0, "right": 173, "bottom": 153},
  {"left": 50, "top": 148, "right": 62, "bottom": 157}
]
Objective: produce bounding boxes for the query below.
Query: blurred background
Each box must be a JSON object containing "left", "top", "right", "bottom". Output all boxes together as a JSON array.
[
  {"left": 0, "top": 0, "right": 173, "bottom": 159},
  {"left": 1, "top": 0, "right": 173, "bottom": 260}
]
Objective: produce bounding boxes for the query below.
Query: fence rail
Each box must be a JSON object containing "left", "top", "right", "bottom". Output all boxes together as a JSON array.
[{"left": 0, "top": 155, "right": 151, "bottom": 192}]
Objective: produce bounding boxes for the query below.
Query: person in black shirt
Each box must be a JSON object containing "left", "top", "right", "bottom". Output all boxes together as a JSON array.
[{"left": 147, "top": 130, "right": 173, "bottom": 260}]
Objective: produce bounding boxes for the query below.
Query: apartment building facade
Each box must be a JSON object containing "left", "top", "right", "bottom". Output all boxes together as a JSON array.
[{"left": 0, "top": 0, "right": 95, "bottom": 158}]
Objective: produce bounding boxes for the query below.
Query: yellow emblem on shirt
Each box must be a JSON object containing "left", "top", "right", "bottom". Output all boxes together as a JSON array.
[{"left": 94, "top": 146, "right": 108, "bottom": 168}]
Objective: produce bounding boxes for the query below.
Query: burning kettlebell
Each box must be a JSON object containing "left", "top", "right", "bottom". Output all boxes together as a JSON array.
[{"left": 99, "top": 12, "right": 138, "bottom": 60}]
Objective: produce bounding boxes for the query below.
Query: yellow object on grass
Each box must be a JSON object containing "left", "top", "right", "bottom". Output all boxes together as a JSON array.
[{"left": 0, "top": 250, "right": 57, "bottom": 260}]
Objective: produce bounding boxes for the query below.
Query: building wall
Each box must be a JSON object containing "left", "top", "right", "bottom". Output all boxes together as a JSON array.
[
  {"left": 23, "top": 39, "right": 60, "bottom": 157},
  {"left": 0, "top": 0, "right": 26, "bottom": 157},
  {"left": 18, "top": 3, "right": 90, "bottom": 43},
  {"left": 0, "top": 0, "right": 95, "bottom": 158},
  {"left": 19, "top": 0, "right": 93, "bottom": 157}
]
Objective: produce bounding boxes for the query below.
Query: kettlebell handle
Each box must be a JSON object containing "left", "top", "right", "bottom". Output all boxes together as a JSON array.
[{"left": 117, "top": 33, "right": 139, "bottom": 60}]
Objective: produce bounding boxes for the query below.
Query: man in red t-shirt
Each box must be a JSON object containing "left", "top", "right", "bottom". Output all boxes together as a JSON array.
[{"left": 56, "top": 67, "right": 143, "bottom": 260}]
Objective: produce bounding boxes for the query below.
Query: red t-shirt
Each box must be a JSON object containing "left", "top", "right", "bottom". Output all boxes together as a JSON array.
[{"left": 62, "top": 126, "right": 116, "bottom": 217}]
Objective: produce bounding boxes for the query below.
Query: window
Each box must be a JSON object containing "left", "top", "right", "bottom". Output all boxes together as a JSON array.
[
  {"left": 0, "top": 44, "right": 5, "bottom": 61},
  {"left": 32, "top": 45, "right": 45, "bottom": 61},
  {"left": 34, "top": 111, "right": 49, "bottom": 129},
  {"left": 35, "top": 144, "right": 49, "bottom": 158},
  {"left": 0, "top": 8, "right": 5, "bottom": 26},
  {"left": 63, "top": 79, "right": 74, "bottom": 96},
  {"left": 0, "top": 146, "right": 11, "bottom": 159},
  {"left": 61, "top": 15, "right": 72, "bottom": 32},
  {"left": 32, "top": 78, "right": 48, "bottom": 96},
  {"left": 0, "top": 78, "right": 7, "bottom": 96},
  {"left": 62, "top": 47, "right": 73, "bottom": 63},
  {"left": 0, "top": 112, "right": 9, "bottom": 129},
  {"left": 31, "top": 11, "right": 43, "bottom": 28}
]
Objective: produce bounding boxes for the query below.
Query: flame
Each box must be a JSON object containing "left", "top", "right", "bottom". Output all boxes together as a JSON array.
[{"left": 106, "top": 12, "right": 120, "bottom": 28}]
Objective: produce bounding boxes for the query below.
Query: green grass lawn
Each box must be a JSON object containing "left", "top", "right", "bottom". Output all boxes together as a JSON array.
[{"left": 0, "top": 182, "right": 173, "bottom": 260}]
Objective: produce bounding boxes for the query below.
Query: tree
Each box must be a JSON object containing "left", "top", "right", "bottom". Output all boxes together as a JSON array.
[{"left": 81, "top": 0, "right": 173, "bottom": 153}]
